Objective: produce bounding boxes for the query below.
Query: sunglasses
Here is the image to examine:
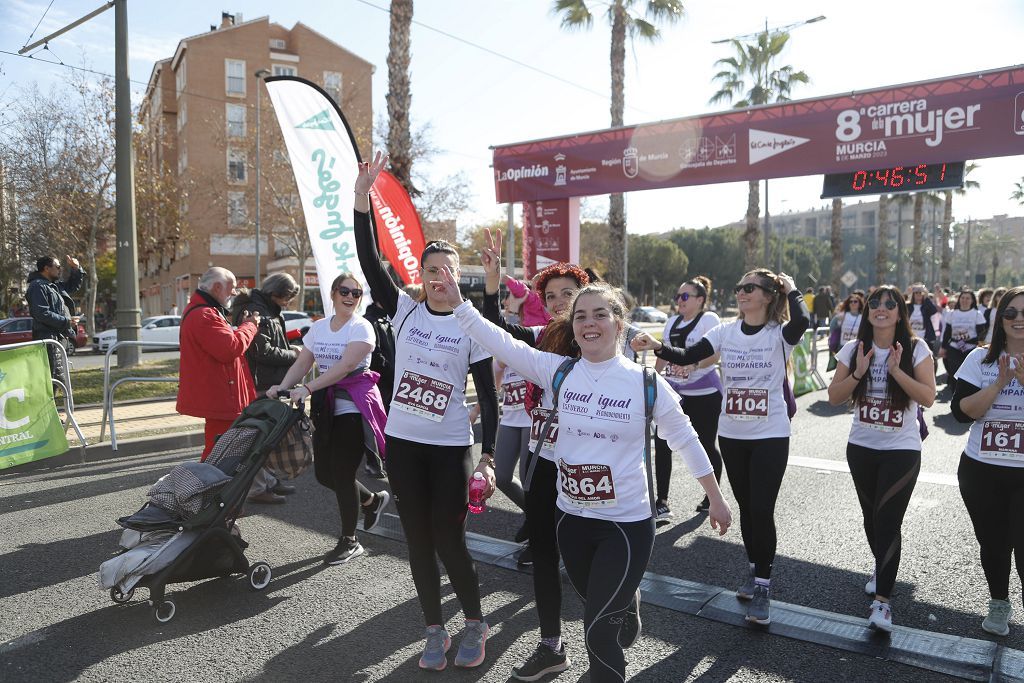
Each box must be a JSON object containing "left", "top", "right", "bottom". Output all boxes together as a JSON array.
[
  {"left": 1001, "top": 307, "right": 1024, "bottom": 321},
  {"left": 868, "top": 299, "right": 897, "bottom": 310},
  {"left": 734, "top": 283, "right": 774, "bottom": 295},
  {"left": 675, "top": 292, "right": 695, "bottom": 302},
  {"left": 334, "top": 286, "right": 363, "bottom": 298}
]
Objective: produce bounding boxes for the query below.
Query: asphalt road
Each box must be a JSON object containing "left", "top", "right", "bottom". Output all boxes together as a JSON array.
[{"left": 2, "top": 365, "right": 1020, "bottom": 682}]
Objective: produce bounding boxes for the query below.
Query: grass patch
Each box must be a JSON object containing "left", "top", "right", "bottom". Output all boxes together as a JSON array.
[{"left": 68, "top": 358, "right": 180, "bottom": 405}]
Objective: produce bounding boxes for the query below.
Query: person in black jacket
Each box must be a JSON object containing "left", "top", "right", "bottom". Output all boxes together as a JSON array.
[
  {"left": 231, "top": 272, "right": 301, "bottom": 504},
  {"left": 362, "top": 297, "right": 393, "bottom": 478},
  {"left": 26, "top": 254, "right": 84, "bottom": 387}
]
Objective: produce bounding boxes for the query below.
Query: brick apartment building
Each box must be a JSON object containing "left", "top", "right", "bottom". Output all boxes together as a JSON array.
[{"left": 138, "top": 12, "right": 374, "bottom": 315}]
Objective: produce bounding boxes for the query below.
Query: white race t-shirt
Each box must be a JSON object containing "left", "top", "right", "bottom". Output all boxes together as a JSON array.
[
  {"left": 499, "top": 362, "right": 531, "bottom": 428},
  {"left": 840, "top": 312, "right": 863, "bottom": 345},
  {"left": 908, "top": 306, "right": 927, "bottom": 337},
  {"left": 955, "top": 348, "right": 1024, "bottom": 468},
  {"left": 661, "top": 312, "right": 722, "bottom": 396},
  {"left": 386, "top": 292, "right": 491, "bottom": 446},
  {"left": 303, "top": 316, "right": 375, "bottom": 415},
  {"left": 837, "top": 338, "right": 931, "bottom": 451},
  {"left": 453, "top": 301, "right": 713, "bottom": 523},
  {"left": 704, "top": 320, "right": 795, "bottom": 440},
  {"left": 946, "top": 308, "right": 985, "bottom": 352}
]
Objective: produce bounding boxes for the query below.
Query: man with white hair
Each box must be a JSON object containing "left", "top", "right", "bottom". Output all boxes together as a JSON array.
[{"left": 176, "top": 267, "right": 261, "bottom": 459}]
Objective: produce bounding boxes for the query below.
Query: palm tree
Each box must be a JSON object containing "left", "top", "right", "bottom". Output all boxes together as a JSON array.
[
  {"left": 1010, "top": 176, "right": 1024, "bottom": 205},
  {"left": 875, "top": 194, "right": 890, "bottom": 285},
  {"left": 940, "top": 162, "right": 980, "bottom": 285},
  {"left": 890, "top": 193, "right": 914, "bottom": 289},
  {"left": 830, "top": 198, "right": 843, "bottom": 292},
  {"left": 386, "top": 0, "right": 418, "bottom": 197},
  {"left": 553, "top": 0, "right": 685, "bottom": 285},
  {"left": 709, "top": 32, "right": 809, "bottom": 269},
  {"left": 911, "top": 192, "right": 944, "bottom": 284}
]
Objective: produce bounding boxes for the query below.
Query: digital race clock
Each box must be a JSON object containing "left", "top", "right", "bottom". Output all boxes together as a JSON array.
[{"left": 821, "top": 161, "right": 965, "bottom": 198}]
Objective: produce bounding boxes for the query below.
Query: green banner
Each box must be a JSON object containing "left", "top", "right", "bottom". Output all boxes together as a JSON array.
[
  {"left": 791, "top": 329, "right": 825, "bottom": 396},
  {"left": 0, "top": 344, "right": 69, "bottom": 469}
]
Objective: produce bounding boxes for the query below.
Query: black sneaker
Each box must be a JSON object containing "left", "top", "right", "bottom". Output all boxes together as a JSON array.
[
  {"left": 511, "top": 643, "right": 569, "bottom": 681},
  {"left": 695, "top": 496, "right": 710, "bottom": 513},
  {"left": 515, "top": 545, "right": 534, "bottom": 567},
  {"left": 363, "top": 491, "right": 391, "bottom": 532},
  {"left": 617, "top": 589, "right": 642, "bottom": 649},
  {"left": 514, "top": 521, "right": 530, "bottom": 543},
  {"left": 655, "top": 500, "right": 673, "bottom": 522},
  {"left": 323, "top": 537, "right": 364, "bottom": 565}
]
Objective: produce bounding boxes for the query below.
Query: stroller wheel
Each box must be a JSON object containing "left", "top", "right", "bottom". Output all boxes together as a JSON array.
[
  {"left": 248, "top": 562, "right": 272, "bottom": 591},
  {"left": 110, "top": 587, "right": 135, "bottom": 604},
  {"left": 153, "top": 600, "right": 176, "bottom": 623}
]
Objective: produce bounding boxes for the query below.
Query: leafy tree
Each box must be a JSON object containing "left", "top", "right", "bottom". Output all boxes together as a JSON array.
[
  {"left": 1011, "top": 177, "right": 1024, "bottom": 205},
  {"left": 940, "top": 162, "right": 979, "bottom": 285},
  {"left": 553, "top": 0, "right": 684, "bottom": 285},
  {"left": 625, "top": 234, "right": 688, "bottom": 304},
  {"left": 665, "top": 226, "right": 746, "bottom": 291}
]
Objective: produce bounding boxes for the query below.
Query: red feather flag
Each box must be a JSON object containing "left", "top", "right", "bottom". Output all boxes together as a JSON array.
[{"left": 369, "top": 170, "right": 426, "bottom": 285}]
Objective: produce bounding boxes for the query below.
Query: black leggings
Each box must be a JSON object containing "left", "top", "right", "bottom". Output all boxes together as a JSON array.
[
  {"left": 324, "top": 414, "right": 375, "bottom": 537},
  {"left": 386, "top": 436, "right": 482, "bottom": 625},
  {"left": 655, "top": 391, "right": 722, "bottom": 501},
  {"left": 958, "top": 453, "right": 1024, "bottom": 601},
  {"left": 719, "top": 436, "right": 789, "bottom": 578},
  {"left": 846, "top": 443, "right": 921, "bottom": 598},
  {"left": 556, "top": 511, "right": 655, "bottom": 683},
  {"left": 943, "top": 347, "right": 971, "bottom": 384},
  {"left": 525, "top": 454, "right": 562, "bottom": 639}
]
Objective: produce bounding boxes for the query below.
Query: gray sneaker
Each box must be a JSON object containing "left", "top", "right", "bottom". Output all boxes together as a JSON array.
[
  {"left": 617, "top": 589, "right": 642, "bottom": 649},
  {"left": 982, "top": 599, "right": 1012, "bottom": 636},
  {"left": 736, "top": 567, "right": 756, "bottom": 600},
  {"left": 418, "top": 625, "right": 451, "bottom": 671},
  {"left": 746, "top": 584, "right": 771, "bottom": 625},
  {"left": 454, "top": 620, "right": 489, "bottom": 668}
]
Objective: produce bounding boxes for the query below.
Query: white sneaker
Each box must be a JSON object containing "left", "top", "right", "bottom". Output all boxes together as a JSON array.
[
  {"left": 864, "top": 572, "right": 876, "bottom": 596},
  {"left": 868, "top": 600, "right": 893, "bottom": 633},
  {"left": 982, "top": 599, "right": 1012, "bottom": 636}
]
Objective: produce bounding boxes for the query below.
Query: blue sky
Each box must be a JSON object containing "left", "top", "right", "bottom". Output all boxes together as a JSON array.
[{"left": 3, "top": 0, "right": 1023, "bottom": 234}]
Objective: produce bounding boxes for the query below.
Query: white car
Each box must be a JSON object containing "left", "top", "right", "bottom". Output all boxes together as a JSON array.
[
  {"left": 93, "top": 315, "right": 182, "bottom": 352},
  {"left": 282, "top": 311, "right": 314, "bottom": 342}
]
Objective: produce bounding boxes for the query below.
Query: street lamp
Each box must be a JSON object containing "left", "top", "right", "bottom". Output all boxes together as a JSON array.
[
  {"left": 712, "top": 16, "right": 826, "bottom": 267},
  {"left": 254, "top": 68, "right": 271, "bottom": 288}
]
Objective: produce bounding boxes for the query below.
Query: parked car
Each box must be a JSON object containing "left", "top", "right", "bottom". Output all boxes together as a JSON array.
[
  {"left": 93, "top": 315, "right": 181, "bottom": 352},
  {"left": 0, "top": 317, "right": 85, "bottom": 355},
  {"left": 630, "top": 306, "right": 668, "bottom": 324},
  {"left": 282, "top": 311, "right": 315, "bottom": 342}
]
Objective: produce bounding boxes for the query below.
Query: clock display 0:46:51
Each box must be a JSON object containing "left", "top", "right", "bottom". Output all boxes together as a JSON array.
[{"left": 851, "top": 163, "right": 947, "bottom": 191}]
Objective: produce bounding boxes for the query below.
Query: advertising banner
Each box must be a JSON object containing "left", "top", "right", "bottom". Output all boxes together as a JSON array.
[
  {"left": 0, "top": 345, "right": 69, "bottom": 469},
  {"left": 791, "top": 330, "right": 825, "bottom": 396},
  {"left": 522, "top": 198, "right": 580, "bottom": 278},
  {"left": 264, "top": 76, "right": 368, "bottom": 316},
  {"left": 369, "top": 170, "right": 427, "bottom": 285},
  {"left": 493, "top": 66, "right": 1024, "bottom": 202}
]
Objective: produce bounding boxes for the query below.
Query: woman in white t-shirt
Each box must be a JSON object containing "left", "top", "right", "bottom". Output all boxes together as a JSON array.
[
  {"left": 267, "top": 273, "right": 390, "bottom": 566},
  {"left": 827, "top": 286, "right": 936, "bottom": 633},
  {"left": 431, "top": 268, "right": 731, "bottom": 683},
  {"left": 940, "top": 289, "right": 987, "bottom": 388},
  {"left": 632, "top": 268, "right": 810, "bottom": 627},
  {"left": 653, "top": 275, "right": 722, "bottom": 518},
  {"left": 829, "top": 292, "right": 865, "bottom": 355},
  {"left": 951, "top": 285, "right": 1024, "bottom": 638}
]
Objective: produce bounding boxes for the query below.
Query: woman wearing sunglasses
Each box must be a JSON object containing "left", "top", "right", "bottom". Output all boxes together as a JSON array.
[
  {"left": 632, "top": 268, "right": 809, "bottom": 626},
  {"left": 352, "top": 153, "right": 499, "bottom": 671},
  {"left": 940, "top": 289, "right": 986, "bottom": 391},
  {"left": 653, "top": 275, "right": 723, "bottom": 518},
  {"left": 827, "top": 286, "right": 935, "bottom": 632},
  {"left": 267, "top": 273, "right": 391, "bottom": 564},
  {"left": 951, "top": 285, "right": 1024, "bottom": 637},
  {"left": 829, "top": 293, "right": 865, "bottom": 356},
  {"left": 906, "top": 283, "right": 940, "bottom": 353}
]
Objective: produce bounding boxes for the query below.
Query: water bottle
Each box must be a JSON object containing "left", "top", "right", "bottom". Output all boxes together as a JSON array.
[{"left": 468, "top": 472, "right": 487, "bottom": 514}]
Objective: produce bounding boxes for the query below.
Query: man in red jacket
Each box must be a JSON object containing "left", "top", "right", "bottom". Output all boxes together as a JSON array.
[{"left": 176, "top": 267, "right": 261, "bottom": 460}]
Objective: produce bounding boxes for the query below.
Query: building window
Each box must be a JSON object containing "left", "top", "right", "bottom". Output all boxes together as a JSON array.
[
  {"left": 226, "top": 103, "right": 246, "bottom": 138},
  {"left": 227, "top": 149, "right": 246, "bottom": 183},
  {"left": 226, "top": 59, "right": 246, "bottom": 96},
  {"left": 177, "top": 143, "right": 187, "bottom": 175},
  {"left": 175, "top": 60, "right": 186, "bottom": 98},
  {"left": 269, "top": 38, "right": 286, "bottom": 49},
  {"left": 177, "top": 99, "right": 187, "bottom": 132},
  {"left": 324, "top": 71, "right": 342, "bottom": 104},
  {"left": 228, "top": 191, "right": 248, "bottom": 226},
  {"left": 272, "top": 64, "right": 296, "bottom": 77}
]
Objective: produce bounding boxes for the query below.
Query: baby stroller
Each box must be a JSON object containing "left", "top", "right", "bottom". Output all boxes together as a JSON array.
[{"left": 100, "top": 398, "right": 304, "bottom": 623}]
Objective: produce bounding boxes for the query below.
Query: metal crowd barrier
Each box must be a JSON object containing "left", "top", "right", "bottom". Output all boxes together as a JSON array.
[
  {"left": 0, "top": 338, "right": 87, "bottom": 453},
  {"left": 100, "top": 341, "right": 180, "bottom": 450}
]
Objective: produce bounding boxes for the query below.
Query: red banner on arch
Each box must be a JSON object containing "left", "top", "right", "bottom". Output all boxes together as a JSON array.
[
  {"left": 370, "top": 170, "right": 426, "bottom": 285},
  {"left": 492, "top": 65, "right": 1024, "bottom": 203}
]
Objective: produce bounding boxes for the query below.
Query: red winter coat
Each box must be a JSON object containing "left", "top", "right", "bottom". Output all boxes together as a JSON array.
[{"left": 176, "top": 290, "right": 258, "bottom": 421}]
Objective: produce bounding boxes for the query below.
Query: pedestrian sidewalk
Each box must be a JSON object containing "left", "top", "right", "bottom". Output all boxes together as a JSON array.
[{"left": 61, "top": 397, "right": 203, "bottom": 447}]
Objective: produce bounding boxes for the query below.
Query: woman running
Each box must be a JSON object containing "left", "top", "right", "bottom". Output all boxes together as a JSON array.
[
  {"left": 632, "top": 269, "right": 809, "bottom": 626},
  {"left": 267, "top": 273, "right": 390, "bottom": 563},
  {"left": 354, "top": 153, "right": 499, "bottom": 671},
  {"left": 940, "top": 289, "right": 986, "bottom": 389},
  {"left": 432, "top": 266, "right": 732, "bottom": 683},
  {"left": 653, "top": 276, "right": 723, "bottom": 517},
  {"left": 827, "top": 286, "right": 936, "bottom": 632},
  {"left": 951, "top": 285, "right": 1024, "bottom": 637}
]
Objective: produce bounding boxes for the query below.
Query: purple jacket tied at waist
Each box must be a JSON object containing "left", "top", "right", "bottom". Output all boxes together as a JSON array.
[{"left": 328, "top": 371, "right": 388, "bottom": 459}]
